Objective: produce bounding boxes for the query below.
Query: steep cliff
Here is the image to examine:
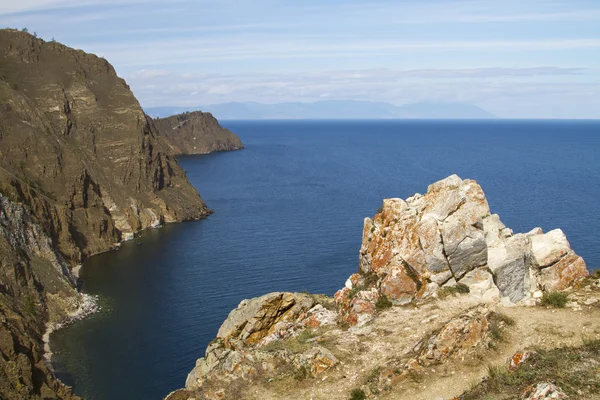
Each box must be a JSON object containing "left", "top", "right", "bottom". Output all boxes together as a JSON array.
[
  {"left": 0, "top": 29, "right": 209, "bottom": 399},
  {"left": 169, "top": 176, "right": 596, "bottom": 400},
  {"left": 153, "top": 111, "right": 244, "bottom": 155}
]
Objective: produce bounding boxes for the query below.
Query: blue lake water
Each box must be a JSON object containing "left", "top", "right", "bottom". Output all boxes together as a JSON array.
[{"left": 51, "top": 120, "right": 600, "bottom": 400}]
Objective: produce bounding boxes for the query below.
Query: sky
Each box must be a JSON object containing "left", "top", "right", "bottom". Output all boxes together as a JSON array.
[{"left": 2, "top": 0, "right": 600, "bottom": 118}]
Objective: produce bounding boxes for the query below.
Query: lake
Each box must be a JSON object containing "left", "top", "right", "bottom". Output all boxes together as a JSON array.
[{"left": 51, "top": 120, "right": 600, "bottom": 399}]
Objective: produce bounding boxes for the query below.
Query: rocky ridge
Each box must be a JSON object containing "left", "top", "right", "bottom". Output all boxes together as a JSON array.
[
  {"left": 153, "top": 111, "right": 244, "bottom": 155},
  {"left": 0, "top": 29, "right": 210, "bottom": 399},
  {"left": 168, "top": 175, "right": 595, "bottom": 400}
]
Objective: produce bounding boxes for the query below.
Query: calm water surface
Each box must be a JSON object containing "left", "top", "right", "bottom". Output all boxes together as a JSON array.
[{"left": 52, "top": 120, "right": 600, "bottom": 400}]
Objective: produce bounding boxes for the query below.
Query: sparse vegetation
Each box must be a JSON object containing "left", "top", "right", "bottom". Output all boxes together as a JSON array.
[
  {"left": 377, "top": 205, "right": 383, "bottom": 214},
  {"left": 347, "top": 286, "right": 363, "bottom": 299},
  {"left": 461, "top": 340, "right": 600, "bottom": 399},
  {"left": 376, "top": 294, "right": 393, "bottom": 310},
  {"left": 347, "top": 271, "right": 379, "bottom": 299},
  {"left": 438, "top": 283, "right": 470, "bottom": 298},
  {"left": 24, "top": 294, "right": 36, "bottom": 315},
  {"left": 349, "top": 388, "right": 366, "bottom": 400},
  {"left": 262, "top": 328, "right": 324, "bottom": 354},
  {"left": 540, "top": 291, "right": 568, "bottom": 308},
  {"left": 487, "top": 312, "right": 515, "bottom": 347},
  {"left": 293, "top": 365, "right": 309, "bottom": 381},
  {"left": 365, "top": 367, "right": 381, "bottom": 383}
]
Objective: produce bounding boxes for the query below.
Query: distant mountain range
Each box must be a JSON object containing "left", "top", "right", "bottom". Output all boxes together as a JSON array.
[{"left": 144, "top": 100, "right": 495, "bottom": 120}]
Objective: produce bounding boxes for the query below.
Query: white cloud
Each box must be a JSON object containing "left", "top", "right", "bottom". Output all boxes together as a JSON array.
[
  {"left": 80, "top": 38, "right": 600, "bottom": 70},
  {"left": 123, "top": 67, "right": 600, "bottom": 118}
]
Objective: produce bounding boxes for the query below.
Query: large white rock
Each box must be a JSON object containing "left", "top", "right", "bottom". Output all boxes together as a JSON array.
[
  {"left": 531, "top": 229, "right": 570, "bottom": 268},
  {"left": 460, "top": 268, "right": 495, "bottom": 297},
  {"left": 486, "top": 233, "right": 535, "bottom": 302}
]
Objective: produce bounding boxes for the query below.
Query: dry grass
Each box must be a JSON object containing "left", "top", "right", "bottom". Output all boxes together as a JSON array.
[
  {"left": 438, "top": 283, "right": 470, "bottom": 298},
  {"left": 539, "top": 291, "right": 569, "bottom": 308},
  {"left": 459, "top": 339, "right": 600, "bottom": 399}
]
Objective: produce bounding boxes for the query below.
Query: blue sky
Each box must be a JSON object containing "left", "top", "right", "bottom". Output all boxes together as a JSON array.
[{"left": 2, "top": 0, "right": 600, "bottom": 118}]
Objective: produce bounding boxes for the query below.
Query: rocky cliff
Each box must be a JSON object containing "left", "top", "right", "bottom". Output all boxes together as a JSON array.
[
  {"left": 0, "top": 29, "right": 209, "bottom": 399},
  {"left": 169, "top": 175, "right": 595, "bottom": 400},
  {"left": 153, "top": 111, "right": 244, "bottom": 155}
]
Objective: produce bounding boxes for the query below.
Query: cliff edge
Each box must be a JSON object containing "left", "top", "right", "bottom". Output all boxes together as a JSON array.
[
  {"left": 153, "top": 111, "right": 244, "bottom": 155},
  {"left": 169, "top": 175, "right": 596, "bottom": 400},
  {"left": 0, "top": 29, "right": 209, "bottom": 399}
]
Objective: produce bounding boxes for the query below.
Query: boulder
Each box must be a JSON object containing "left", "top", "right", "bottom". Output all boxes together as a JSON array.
[
  {"left": 344, "top": 175, "right": 491, "bottom": 310},
  {"left": 460, "top": 267, "right": 496, "bottom": 298},
  {"left": 521, "top": 382, "right": 568, "bottom": 399},
  {"left": 334, "top": 287, "right": 379, "bottom": 327},
  {"left": 293, "top": 346, "right": 338, "bottom": 377},
  {"left": 216, "top": 292, "right": 315, "bottom": 348},
  {"left": 539, "top": 250, "right": 587, "bottom": 291},
  {"left": 486, "top": 233, "right": 535, "bottom": 303},
  {"left": 415, "top": 306, "right": 491, "bottom": 366},
  {"left": 531, "top": 230, "right": 570, "bottom": 268}
]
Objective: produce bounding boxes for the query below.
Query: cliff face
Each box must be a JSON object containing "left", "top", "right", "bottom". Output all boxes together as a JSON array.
[
  {"left": 153, "top": 111, "right": 244, "bottom": 155},
  {"left": 169, "top": 176, "right": 595, "bottom": 400},
  {"left": 0, "top": 29, "right": 209, "bottom": 399}
]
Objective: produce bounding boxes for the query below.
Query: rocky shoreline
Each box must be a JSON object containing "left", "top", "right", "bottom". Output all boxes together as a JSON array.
[
  {"left": 0, "top": 29, "right": 229, "bottom": 399},
  {"left": 167, "top": 175, "right": 594, "bottom": 400}
]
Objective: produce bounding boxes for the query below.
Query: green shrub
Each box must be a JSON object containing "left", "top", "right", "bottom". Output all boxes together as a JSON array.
[
  {"left": 455, "top": 283, "right": 470, "bottom": 294},
  {"left": 347, "top": 286, "right": 363, "bottom": 299},
  {"left": 349, "top": 389, "right": 366, "bottom": 400},
  {"left": 540, "top": 291, "right": 568, "bottom": 308},
  {"left": 438, "top": 283, "right": 470, "bottom": 298},
  {"left": 376, "top": 294, "right": 393, "bottom": 310},
  {"left": 24, "top": 294, "right": 36, "bottom": 315}
]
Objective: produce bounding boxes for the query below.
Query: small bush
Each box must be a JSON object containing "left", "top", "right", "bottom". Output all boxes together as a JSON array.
[
  {"left": 349, "top": 389, "right": 366, "bottom": 400},
  {"left": 376, "top": 294, "right": 393, "bottom": 310},
  {"left": 438, "top": 283, "right": 470, "bottom": 298},
  {"left": 455, "top": 283, "right": 470, "bottom": 294},
  {"left": 347, "top": 286, "right": 363, "bottom": 299},
  {"left": 24, "top": 294, "right": 36, "bottom": 315},
  {"left": 540, "top": 291, "right": 568, "bottom": 308},
  {"left": 494, "top": 312, "right": 516, "bottom": 327},
  {"left": 377, "top": 205, "right": 383, "bottom": 215},
  {"left": 365, "top": 367, "right": 381, "bottom": 382}
]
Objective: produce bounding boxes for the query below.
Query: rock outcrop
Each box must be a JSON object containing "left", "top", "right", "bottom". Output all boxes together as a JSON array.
[
  {"left": 153, "top": 111, "right": 244, "bottom": 155},
  {"left": 170, "top": 175, "right": 593, "bottom": 400},
  {"left": 0, "top": 29, "right": 209, "bottom": 399},
  {"left": 335, "top": 175, "right": 588, "bottom": 326},
  {"left": 182, "top": 292, "right": 338, "bottom": 398}
]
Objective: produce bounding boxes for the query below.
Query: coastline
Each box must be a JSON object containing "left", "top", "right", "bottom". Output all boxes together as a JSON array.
[
  {"left": 43, "top": 293, "right": 99, "bottom": 372},
  {"left": 42, "top": 217, "right": 203, "bottom": 379}
]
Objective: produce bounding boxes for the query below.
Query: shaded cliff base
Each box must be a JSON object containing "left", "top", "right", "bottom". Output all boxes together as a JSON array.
[{"left": 168, "top": 175, "right": 597, "bottom": 400}]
